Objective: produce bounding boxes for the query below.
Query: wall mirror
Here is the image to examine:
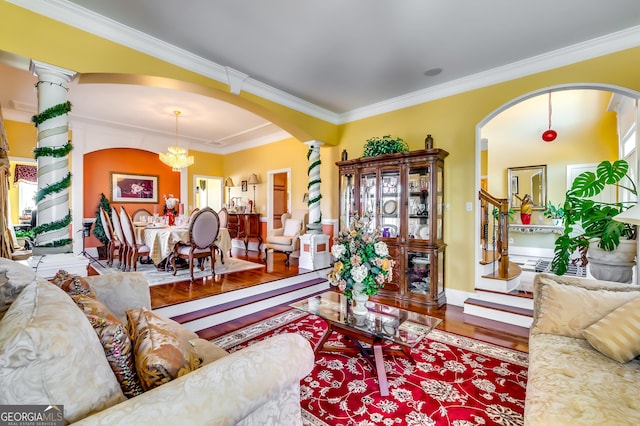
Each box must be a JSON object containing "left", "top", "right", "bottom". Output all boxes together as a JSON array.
[{"left": 508, "top": 165, "right": 547, "bottom": 210}]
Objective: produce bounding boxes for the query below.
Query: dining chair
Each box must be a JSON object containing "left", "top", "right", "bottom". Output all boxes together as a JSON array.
[
  {"left": 170, "top": 207, "right": 220, "bottom": 281},
  {"left": 99, "top": 206, "right": 121, "bottom": 267},
  {"left": 217, "top": 207, "right": 229, "bottom": 262},
  {"left": 119, "top": 206, "right": 151, "bottom": 272},
  {"left": 110, "top": 207, "right": 128, "bottom": 271},
  {"left": 132, "top": 208, "right": 152, "bottom": 223}
]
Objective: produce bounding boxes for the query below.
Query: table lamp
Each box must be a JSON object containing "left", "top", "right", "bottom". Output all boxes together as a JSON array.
[
  {"left": 613, "top": 203, "right": 640, "bottom": 225},
  {"left": 248, "top": 173, "right": 259, "bottom": 213},
  {"left": 224, "top": 177, "right": 234, "bottom": 207}
]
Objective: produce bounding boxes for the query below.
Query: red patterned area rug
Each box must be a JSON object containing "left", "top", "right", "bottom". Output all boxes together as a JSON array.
[{"left": 211, "top": 309, "right": 529, "bottom": 426}]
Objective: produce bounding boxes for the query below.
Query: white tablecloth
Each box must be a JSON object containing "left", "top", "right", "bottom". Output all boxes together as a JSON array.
[{"left": 139, "top": 226, "right": 232, "bottom": 265}]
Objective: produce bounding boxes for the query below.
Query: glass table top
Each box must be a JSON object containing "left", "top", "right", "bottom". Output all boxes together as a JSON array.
[{"left": 290, "top": 291, "right": 442, "bottom": 348}]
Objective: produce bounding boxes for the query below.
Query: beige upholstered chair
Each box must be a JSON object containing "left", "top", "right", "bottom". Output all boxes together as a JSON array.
[
  {"left": 171, "top": 207, "right": 220, "bottom": 281},
  {"left": 99, "top": 206, "right": 121, "bottom": 267},
  {"left": 216, "top": 207, "right": 229, "bottom": 262},
  {"left": 119, "top": 206, "right": 151, "bottom": 271},
  {"left": 264, "top": 209, "right": 308, "bottom": 265}
]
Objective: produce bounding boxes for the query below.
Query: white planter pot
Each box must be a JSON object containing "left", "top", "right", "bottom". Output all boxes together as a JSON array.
[{"left": 587, "top": 239, "right": 637, "bottom": 283}]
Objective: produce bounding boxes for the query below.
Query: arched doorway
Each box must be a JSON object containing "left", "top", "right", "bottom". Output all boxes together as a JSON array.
[{"left": 474, "top": 83, "right": 640, "bottom": 287}]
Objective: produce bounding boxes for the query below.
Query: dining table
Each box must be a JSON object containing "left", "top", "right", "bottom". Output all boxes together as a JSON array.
[{"left": 135, "top": 224, "right": 232, "bottom": 266}]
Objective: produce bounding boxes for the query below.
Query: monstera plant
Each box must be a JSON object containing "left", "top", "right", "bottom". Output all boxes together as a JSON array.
[{"left": 551, "top": 159, "right": 637, "bottom": 276}]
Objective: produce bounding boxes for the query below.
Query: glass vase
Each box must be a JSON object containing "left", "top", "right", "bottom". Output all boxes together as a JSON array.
[{"left": 352, "top": 281, "right": 369, "bottom": 315}]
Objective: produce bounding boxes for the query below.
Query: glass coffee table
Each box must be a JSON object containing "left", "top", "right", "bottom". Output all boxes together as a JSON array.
[{"left": 290, "top": 291, "right": 441, "bottom": 396}]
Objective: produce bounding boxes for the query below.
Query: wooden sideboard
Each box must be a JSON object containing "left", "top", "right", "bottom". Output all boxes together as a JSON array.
[{"left": 228, "top": 213, "right": 262, "bottom": 254}]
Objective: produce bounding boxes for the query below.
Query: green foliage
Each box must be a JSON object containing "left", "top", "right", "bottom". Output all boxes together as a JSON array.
[
  {"left": 543, "top": 201, "right": 564, "bottom": 219},
  {"left": 93, "top": 193, "right": 111, "bottom": 245},
  {"left": 362, "top": 135, "right": 409, "bottom": 158},
  {"left": 492, "top": 206, "right": 515, "bottom": 221},
  {"left": 551, "top": 159, "right": 636, "bottom": 276}
]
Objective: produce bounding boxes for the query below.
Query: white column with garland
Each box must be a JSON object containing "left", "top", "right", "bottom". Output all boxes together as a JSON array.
[
  {"left": 299, "top": 140, "right": 330, "bottom": 270},
  {"left": 30, "top": 61, "right": 76, "bottom": 254}
]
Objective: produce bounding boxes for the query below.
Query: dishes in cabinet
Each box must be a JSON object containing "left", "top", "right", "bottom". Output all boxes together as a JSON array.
[
  {"left": 412, "top": 257, "right": 430, "bottom": 266},
  {"left": 382, "top": 224, "right": 397, "bottom": 237},
  {"left": 383, "top": 199, "right": 397, "bottom": 215},
  {"left": 416, "top": 225, "right": 429, "bottom": 239}
]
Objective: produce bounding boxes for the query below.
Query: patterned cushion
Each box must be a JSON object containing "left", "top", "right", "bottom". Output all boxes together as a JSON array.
[
  {"left": 531, "top": 275, "right": 640, "bottom": 338},
  {"left": 126, "top": 307, "right": 201, "bottom": 391},
  {"left": 582, "top": 296, "right": 640, "bottom": 363},
  {"left": 50, "top": 269, "right": 96, "bottom": 298},
  {"left": 72, "top": 295, "right": 144, "bottom": 398},
  {"left": 0, "top": 279, "right": 125, "bottom": 423},
  {"left": 0, "top": 258, "right": 36, "bottom": 321}
]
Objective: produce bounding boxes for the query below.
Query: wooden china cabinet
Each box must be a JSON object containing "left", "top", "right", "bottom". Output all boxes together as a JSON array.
[{"left": 336, "top": 149, "right": 448, "bottom": 307}]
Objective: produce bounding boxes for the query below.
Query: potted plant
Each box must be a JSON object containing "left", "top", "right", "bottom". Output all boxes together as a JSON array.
[
  {"left": 362, "top": 135, "right": 409, "bottom": 158},
  {"left": 543, "top": 201, "right": 564, "bottom": 226},
  {"left": 551, "top": 159, "right": 637, "bottom": 281},
  {"left": 93, "top": 193, "right": 112, "bottom": 259}
]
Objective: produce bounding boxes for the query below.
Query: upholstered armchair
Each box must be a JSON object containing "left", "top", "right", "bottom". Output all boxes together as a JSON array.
[{"left": 263, "top": 209, "right": 308, "bottom": 265}]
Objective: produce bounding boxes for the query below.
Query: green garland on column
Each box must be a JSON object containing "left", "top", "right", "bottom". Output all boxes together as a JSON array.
[{"left": 31, "top": 101, "right": 73, "bottom": 247}]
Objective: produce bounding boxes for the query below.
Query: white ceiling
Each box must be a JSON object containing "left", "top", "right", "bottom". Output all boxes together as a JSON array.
[{"left": 3, "top": 0, "right": 640, "bottom": 153}]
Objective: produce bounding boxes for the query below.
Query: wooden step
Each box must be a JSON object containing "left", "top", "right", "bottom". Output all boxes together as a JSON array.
[
  {"left": 464, "top": 298, "right": 533, "bottom": 317},
  {"left": 171, "top": 278, "right": 326, "bottom": 324},
  {"left": 477, "top": 287, "right": 533, "bottom": 299},
  {"left": 481, "top": 262, "right": 522, "bottom": 281}
]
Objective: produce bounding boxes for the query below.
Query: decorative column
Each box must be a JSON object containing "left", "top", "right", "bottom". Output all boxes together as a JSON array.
[
  {"left": 305, "top": 140, "right": 323, "bottom": 234},
  {"left": 30, "top": 61, "right": 76, "bottom": 255},
  {"left": 300, "top": 140, "right": 330, "bottom": 270}
]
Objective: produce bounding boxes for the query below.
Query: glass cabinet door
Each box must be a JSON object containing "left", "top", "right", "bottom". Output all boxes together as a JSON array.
[
  {"left": 379, "top": 169, "right": 400, "bottom": 238},
  {"left": 407, "top": 251, "right": 431, "bottom": 296},
  {"left": 340, "top": 172, "right": 356, "bottom": 230},
  {"left": 360, "top": 171, "right": 377, "bottom": 232},
  {"left": 407, "top": 165, "right": 430, "bottom": 240},
  {"left": 436, "top": 165, "right": 444, "bottom": 241}
]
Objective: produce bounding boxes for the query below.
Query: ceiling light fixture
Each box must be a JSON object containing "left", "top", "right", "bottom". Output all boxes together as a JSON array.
[
  {"left": 159, "top": 110, "right": 194, "bottom": 171},
  {"left": 424, "top": 67, "right": 442, "bottom": 77},
  {"left": 541, "top": 92, "right": 558, "bottom": 142}
]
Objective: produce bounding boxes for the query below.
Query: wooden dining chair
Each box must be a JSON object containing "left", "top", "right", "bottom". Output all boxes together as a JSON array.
[
  {"left": 99, "top": 206, "right": 121, "bottom": 267},
  {"left": 119, "top": 206, "right": 151, "bottom": 271},
  {"left": 110, "top": 207, "right": 128, "bottom": 270},
  {"left": 170, "top": 207, "right": 220, "bottom": 281}
]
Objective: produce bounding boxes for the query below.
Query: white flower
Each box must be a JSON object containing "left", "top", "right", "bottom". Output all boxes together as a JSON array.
[
  {"left": 331, "top": 243, "right": 346, "bottom": 259},
  {"left": 374, "top": 241, "right": 389, "bottom": 257},
  {"left": 351, "top": 264, "right": 368, "bottom": 283}
]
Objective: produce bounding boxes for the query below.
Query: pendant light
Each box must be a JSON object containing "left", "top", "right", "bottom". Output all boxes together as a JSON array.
[
  {"left": 159, "top": 110, "right": 194, "bottom": 171},
  {"left": 541, "top": 92, "right": 557, "bottom": 142}
]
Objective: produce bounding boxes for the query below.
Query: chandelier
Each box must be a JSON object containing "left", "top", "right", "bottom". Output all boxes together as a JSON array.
[{"left": 159, "top": 110, "right": 194, "bottom": 171}]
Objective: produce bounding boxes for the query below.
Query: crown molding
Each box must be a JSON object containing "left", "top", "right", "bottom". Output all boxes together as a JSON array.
[
  {"left": 7, "top": 0, "right": 341, "bottom": 124},
  {"left": 338, "top": 25, "right": 640, "bottom": 123},
  {"left": 9, "top": 0, "right": 640, "bottom": 127}
]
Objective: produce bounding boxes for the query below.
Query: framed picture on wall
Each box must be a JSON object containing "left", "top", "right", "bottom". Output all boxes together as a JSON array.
[
  {"left": 111, "top": 172, "right": 158, "bottom": 203},
  {"left": 241, "top": 180, "right": 248, "bottom": 192}
]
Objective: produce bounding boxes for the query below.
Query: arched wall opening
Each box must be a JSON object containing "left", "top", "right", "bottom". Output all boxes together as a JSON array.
[{"left": 473, "top": 83, "right": 640, "bottom": 285}]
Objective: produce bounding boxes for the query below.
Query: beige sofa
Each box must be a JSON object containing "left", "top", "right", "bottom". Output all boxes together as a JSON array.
[
  {"left": 0, "top": 258, "right": 315, "bottom": 425},
  {"left": 525, "top": 273, "right": 640, "bottom": 425}
]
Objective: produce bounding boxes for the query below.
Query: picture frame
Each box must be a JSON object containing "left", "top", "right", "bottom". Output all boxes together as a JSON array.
[
  {"left": 241, "top": 180, "right": 248, "bottom": 192},
  {"left": 111, "top": 172, "right": 158, "bottom": 203}
]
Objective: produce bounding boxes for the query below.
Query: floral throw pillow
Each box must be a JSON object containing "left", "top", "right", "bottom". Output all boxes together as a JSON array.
[
  {"left": 126, "top": 307, "right": 201, "bottom": 391},
  {"left": 72, "top": 294, "right": 144, "bottom": 398},
  {"left": 50, "top": 270, "right": 96, "bottom": 298}
]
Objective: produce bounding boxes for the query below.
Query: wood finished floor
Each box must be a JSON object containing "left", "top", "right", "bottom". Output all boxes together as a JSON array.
[{"left": 135, "top": 248, "right": 530, "bottom": 353}]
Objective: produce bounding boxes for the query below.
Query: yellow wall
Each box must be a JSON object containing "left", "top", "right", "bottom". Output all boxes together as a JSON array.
[
  {"left": 185, "top": 151, "right": 224, "bottom": 209},
  {"left": 4, "top": 1, "right": 640, "bottom": 295},
  {"left": 223, "top": 137, "right": 310, "bottom": 213}
]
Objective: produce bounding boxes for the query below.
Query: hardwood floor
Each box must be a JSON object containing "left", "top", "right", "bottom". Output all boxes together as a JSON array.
[{"left": 145, "top": 248, "right": 530, "bottom": 353}]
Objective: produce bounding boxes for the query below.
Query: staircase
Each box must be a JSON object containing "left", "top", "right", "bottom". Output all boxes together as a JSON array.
[
  {"left": 154, "top": 267, "right": 331, "bottom": 332},
  {"left": 464, "top": 190, "right": 533, "bottom": 328}
]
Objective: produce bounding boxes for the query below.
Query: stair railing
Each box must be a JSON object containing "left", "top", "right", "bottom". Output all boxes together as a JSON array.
[{"left": 479, "top": 189, "right": 510, "bottom": 278}]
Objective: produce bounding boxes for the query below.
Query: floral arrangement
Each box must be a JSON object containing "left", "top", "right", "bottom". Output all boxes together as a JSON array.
[
  {"left": 328, "top": 215, "right": 395, "bottom": 298},
  {"left": 362, "top": 134, "right": 409, "bottom": 158}
]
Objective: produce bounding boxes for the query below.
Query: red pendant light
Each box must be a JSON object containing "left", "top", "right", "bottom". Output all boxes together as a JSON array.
[{"left": 542, "top": 92, "right": 557, "bottom": 142}]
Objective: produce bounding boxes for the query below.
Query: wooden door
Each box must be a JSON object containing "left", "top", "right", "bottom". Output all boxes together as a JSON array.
[{"left": 272, "top": 172, "right": 287, "bottom": 228}]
